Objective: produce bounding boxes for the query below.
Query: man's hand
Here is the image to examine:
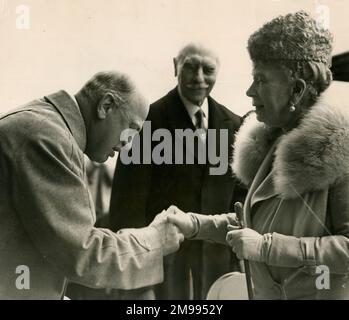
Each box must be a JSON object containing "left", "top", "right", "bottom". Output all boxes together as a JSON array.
[
  {"left": 166, "top": 205, "right": 198, "bottom": 238},
  {"left": 150, "top": 210, "right": 185, "bottom": 256},
  {"left": 226, "top": 226, "right": 264, "bottom": 262}
]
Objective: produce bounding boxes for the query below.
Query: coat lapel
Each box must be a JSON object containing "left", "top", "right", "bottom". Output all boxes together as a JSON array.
[
  {"left": 164, "top": 89, "right": 235, "bottom": 166},
  {"left": 207, "top": 97, "right": 235, "bottom": 160},
  {"left": 244, "top": 139, "right": 279, "bottom": 228},
  {"left": 207, "top": 96, "right": 233, "bottom": 130},
  {"left": 166, "top": 88, "right": 196, "bottom": 132}
]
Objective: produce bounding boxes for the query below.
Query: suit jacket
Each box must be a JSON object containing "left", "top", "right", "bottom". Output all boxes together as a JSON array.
[
  {"left": 110, "top": 88, "right": 244, "bottom": 298},
  {"left": 0, "top": 91, "right": 165, "bottom": 300}
]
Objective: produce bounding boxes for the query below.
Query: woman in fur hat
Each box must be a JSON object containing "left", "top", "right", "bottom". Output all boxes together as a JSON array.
[{"left": 168, "top": 11, "right": 349, "bottom": 299}]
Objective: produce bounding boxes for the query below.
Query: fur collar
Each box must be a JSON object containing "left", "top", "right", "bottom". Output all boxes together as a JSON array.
[{"left": 232, "top": 83, "right": 349, "bottom": 199}]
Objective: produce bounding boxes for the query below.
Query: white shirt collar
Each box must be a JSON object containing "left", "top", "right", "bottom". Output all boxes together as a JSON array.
[{"left": 178, "top": 87, "right": 209, "bottom": 130}]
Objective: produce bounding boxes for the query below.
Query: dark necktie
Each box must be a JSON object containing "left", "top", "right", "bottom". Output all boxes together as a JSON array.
[{"left": 195, "top": 109, "right": 206, "bottom": 130}]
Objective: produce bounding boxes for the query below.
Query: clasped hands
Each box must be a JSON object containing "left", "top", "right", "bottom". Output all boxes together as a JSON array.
[
  {"left": 151, "top": 203, "right": 265, "bottom": 262},
  {"left": 148, "top": 205, "right": 203, "bottom": 256}
]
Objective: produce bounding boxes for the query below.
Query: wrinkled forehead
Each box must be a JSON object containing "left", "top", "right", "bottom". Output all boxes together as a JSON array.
[
  {"left": 182, "top": 54, "right": 218, "bottom": 67},
  {"left": 178, "top": 48, "right": 219, "bottom": 67}
]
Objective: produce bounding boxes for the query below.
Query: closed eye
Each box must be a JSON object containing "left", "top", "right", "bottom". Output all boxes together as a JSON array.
[{"left": 129, "top": 123, "right": 141, "bottom": 132}]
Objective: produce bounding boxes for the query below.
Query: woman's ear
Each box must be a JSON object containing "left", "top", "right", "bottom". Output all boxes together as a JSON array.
[{"left": 292, "top": 79, "right": 307, "bottom": 106}]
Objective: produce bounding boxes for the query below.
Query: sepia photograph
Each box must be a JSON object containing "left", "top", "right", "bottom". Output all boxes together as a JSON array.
[{"left": 0, "top": 0, "right": 348, "bottom": 306}]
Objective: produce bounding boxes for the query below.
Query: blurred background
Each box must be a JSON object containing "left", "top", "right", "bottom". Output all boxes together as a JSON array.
[{"left": 0, "top": 0, "right": 348, "bottom": 116}]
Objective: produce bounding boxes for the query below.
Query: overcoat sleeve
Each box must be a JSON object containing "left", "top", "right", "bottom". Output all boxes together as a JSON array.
[
  {"left": 266, "top": 177, "right": 349, "bottom": 274},
  {"left": 192, "top": 213, "right": 237, "bottom": 245},
  {"left": 11, "top": 118, "right": 164, "bottom": 290}
]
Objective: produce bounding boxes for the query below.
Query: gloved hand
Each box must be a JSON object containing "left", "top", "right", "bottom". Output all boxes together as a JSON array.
[
  {"left": 166, "top": 205, "right": 198, "bottom": 238},
  {"left": 226, "top": 226, "right": 265, "bottom": 262},
  {"left": 150, "top": 210, "right": 185, "bottom": 256}
]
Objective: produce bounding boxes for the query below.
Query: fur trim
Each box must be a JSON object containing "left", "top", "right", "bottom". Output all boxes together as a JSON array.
[
  {"left": 233, "top": 84, "right": 349, "bottom": 198},
  {"left": 232, "top": 113, "right": 277, "bottom": 185}
]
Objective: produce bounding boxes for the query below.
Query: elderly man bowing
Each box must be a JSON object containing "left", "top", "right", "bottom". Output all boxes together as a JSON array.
[
  {"left": 0, "top": 71, "right": 184, "bottom": 300},
  {"left": 110, "top": 44, "right": 244, "bottom": 299}
]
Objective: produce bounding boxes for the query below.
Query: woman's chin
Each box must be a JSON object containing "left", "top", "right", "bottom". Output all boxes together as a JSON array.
[{"left": 255, "top": 112, "right": 264, "bottom": 122}]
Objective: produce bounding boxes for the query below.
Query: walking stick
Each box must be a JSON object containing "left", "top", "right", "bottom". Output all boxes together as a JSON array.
[{"left": 234, "top": 202, "right": 254, "bottom": 300}]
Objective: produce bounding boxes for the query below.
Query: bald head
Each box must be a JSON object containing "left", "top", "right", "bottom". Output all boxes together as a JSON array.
[
  {"left": 125, "top": 89, "right": 149, "bottom": 123},
  {"left": 76, "top": 71, "right": 149, "bottom": 163},
  {"left": 76, "top": 71, "right": 137, "bottom": 112},
  {"left": 174, "top": 43, "right": 220, "bottom": 106},
  {"left": 175, "top": 43, "right": 220, "bottom": 68}
]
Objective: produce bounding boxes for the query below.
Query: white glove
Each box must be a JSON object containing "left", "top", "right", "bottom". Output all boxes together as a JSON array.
[
  {"left": 150, "top": 210, "right": 184, "bottom": 256},
  {"left": 166, "top": 205, "right": 198, "bottom": 238},
  {"left": 226, "top": 226, "right": 266, "bottom": 262}
]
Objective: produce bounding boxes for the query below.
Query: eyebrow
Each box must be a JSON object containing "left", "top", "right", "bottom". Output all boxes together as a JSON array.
[
  {"left": 183, "top": 59, "right": 199, "bottom": 65},
  {"left": 183, "top": 61, "right": 217, "bottom": 71},
  {"left": 203, "top": 63, "right": 216, "bottom": 68}
]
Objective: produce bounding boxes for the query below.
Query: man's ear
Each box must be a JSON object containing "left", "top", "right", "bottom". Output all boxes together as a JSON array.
[
  {"left": 292, "top": 79, "right": 307, "bottom": 106},
  {"left": 173, "top": 58, "right": 178, "bottom": 77},
  {"left": 97, "top": 93, "right": 116, "bottom": 119}
]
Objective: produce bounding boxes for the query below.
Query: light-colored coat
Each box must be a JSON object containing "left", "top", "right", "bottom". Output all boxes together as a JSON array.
[
  {"left": 195, "top": 83, "right": 349, "bottom": 299},
  {"left": 0, "top": 91, "right": 165, "bottom": 300}
]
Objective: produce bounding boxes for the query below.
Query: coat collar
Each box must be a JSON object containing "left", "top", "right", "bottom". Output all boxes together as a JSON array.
[
  {"left": 165, "top": 87, "right": 233, "bottom": 131},
  {"left": 232, "top": 83, "right": 349, "bottom": 199},
  {"left": 207, "top": 95, "right": 235, "bottom": 129},
  {"left": 44, "top": 90, "right": 87, "bottom": 152},
  {"left": 178, "top": 87, "right": 209, "bottom": 128},
  {"left": 166, "top": 88, "right": 196, "bottom": 131},
  {"left": 163, "top": 88, "right": 235, "bottom": 165},
  {"left": 243, "top": 140, "right": 279, "bottom": 226}
]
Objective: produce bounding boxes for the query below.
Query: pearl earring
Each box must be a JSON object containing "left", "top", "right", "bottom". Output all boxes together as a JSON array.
[{"left": 290, "top": 104, "right": 296, "bottom": 112}]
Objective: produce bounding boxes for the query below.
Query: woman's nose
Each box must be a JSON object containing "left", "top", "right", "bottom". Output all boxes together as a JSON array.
[{"left": 246, "top": 82, "right": 255, "bottom": 97}]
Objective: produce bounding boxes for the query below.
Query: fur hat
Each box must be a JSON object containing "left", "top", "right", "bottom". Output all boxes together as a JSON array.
[{"left": 248, "top": 11, "right": 333, "bottom": 66}]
